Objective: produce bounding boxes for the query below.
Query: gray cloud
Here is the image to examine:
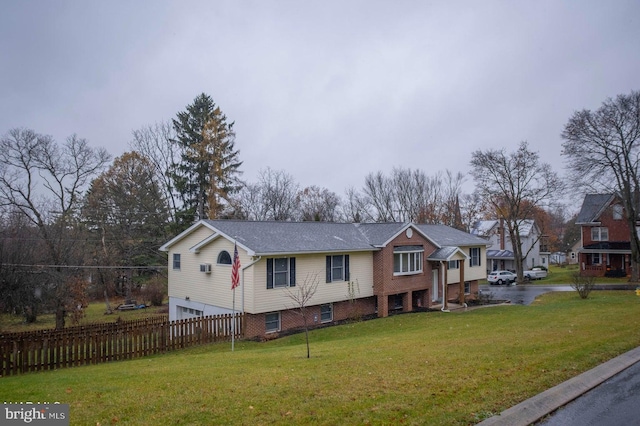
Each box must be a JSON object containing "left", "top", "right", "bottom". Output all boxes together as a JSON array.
[{"left": 2, "top": 1, "right": 639, "bottom": 204}]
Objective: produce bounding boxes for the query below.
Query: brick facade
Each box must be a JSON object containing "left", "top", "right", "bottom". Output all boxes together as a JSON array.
[
  {"left": 373, "top": 230, "right": 437, "bottom": 317},
  {"left": 244, "top": 297, "right": 377, "bottom": 340},
  {"left": 580, "top": 201, "right": 632, "bottom": 276}
]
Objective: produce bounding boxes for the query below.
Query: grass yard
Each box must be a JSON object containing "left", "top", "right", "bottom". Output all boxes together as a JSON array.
[
  {"left": 1, "top": 291, "right": 639, "bottom": 425},
  {"left": 0, "top": 299, "right": 168, "bottom": 333}
]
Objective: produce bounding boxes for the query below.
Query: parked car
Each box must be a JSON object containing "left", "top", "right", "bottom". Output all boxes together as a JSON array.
[
  {"left": 487, "top": 270, "right": 517, "bottom": 285},
  {"left": 524, "top": 267, "right": 548, "bottom": 280}
]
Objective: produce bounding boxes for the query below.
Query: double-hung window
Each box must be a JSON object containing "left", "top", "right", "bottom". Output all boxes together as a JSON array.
[
  {"left": 267, "top": 258, "right": 296, "bottom": 288},
  {"left": 326, "top": 255, "right": 350, "bottom": 282},
  {"left": 393, "top": 246, "right": 423, "bottom": 275},
  {"left": 469, "top": 247, "right": 481, "bottom": 267},
  {"left": 173, "top": 253, "right": 181, "bottom": 270},
  {"left": 591, "top": 227, "right": 609, "bottom": 241}
]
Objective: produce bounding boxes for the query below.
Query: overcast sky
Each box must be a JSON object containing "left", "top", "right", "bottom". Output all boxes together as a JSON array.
[{"left": 1, "top": 1, "right": 639, "bottom": 211}]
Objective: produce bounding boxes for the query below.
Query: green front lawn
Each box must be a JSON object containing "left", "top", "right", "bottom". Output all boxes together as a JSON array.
[{"left": 1, "top": 291, "right": 639, "bottom": 425}]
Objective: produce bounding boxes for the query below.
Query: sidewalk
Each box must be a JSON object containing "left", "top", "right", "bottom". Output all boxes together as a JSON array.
[{"left": 477, "top": 346, "right": 640, "bottom": 426}]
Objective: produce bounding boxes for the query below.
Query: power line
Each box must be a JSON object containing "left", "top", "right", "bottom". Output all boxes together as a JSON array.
[{"left": 1, "top": 263, "right": 167, "bottom": 270}]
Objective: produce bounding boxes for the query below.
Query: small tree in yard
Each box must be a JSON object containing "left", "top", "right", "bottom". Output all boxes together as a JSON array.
[
  {"left": 285, "top": 273, "right": 319, "bottom": 359},
  {"left": 571, "top": 272, "right": 596, "bottom": 299}
]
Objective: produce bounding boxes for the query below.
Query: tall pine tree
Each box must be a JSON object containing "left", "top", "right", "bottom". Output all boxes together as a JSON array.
[{"left": 172, "top": 93, "right": 242, "bottom": 227}]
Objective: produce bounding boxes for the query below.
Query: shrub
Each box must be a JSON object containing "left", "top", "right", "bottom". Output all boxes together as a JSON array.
[
  {"left": 571, "top": 272, "right": 596, "bottom": 299},
  {"left": 141, "top": 276, "right": 167, "bottom": 306}
]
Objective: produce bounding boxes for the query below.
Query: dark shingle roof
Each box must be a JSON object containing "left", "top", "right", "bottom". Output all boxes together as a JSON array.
[
  {"left": 202, "top": 220, "right": 373, "bottom": 254},
  {"left": 575, "top": 194, "right": 615, "bottom": 224},
  {"left": 164, "top": 220, "right": 489, "bottom": 255},
  {"left": 415, "top": 224, "right": 490, "bottom": 247}
]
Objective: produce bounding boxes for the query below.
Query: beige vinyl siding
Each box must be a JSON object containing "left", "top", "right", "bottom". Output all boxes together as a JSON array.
[
  {"left": 249, "top": 252, "right": 374, "bottom": 314},
  {"left": 446, "top": 253, "right": 464, "bottom": 284},
  {"left": 463, "top": 246, "right": 488, "bottom": 282},
  {"left": 167, "top": 228, "right": 253, "bottom": 310}
]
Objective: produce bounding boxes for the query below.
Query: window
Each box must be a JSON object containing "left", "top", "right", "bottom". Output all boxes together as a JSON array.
[
  {"left": 173, "top": 253, "right": 181, "bottom": 270},
  {"left": 592, "top": 253, "right": 601, "bottom": 264},
  {"left": 326, "top": 255, "right": 350, "bottom": 282},
  {"left": 448, "top": 260, "right": 459, "bottom": 269},
  {"left": 266, "top": 258, "right": 296, "bottom": 289},
  {"left": 265, "top": 312, "right": 280, "bottom": 333},
  {"left": 320, "top": 304, "right": 333, "bottom": 323},
  {"left": 613, "top": 204, "right": 623, "bottom": 220},
  {"left": 217, "top": 250, "right": 232, "bottom": 265},
  {"left": 591, "top": 227, "right": 608, "bottom": 241},
  {"left": 181, "top": 306, "right": 203, "bottom": 316},
  {"left": 393, "top": 246, "right": 423, "bottom": 275},
  {"left": 469, "top": 247, "right": 481, "bottom": 267},
  {"left": 464, "top": 282, "right": 470, "bottom": 294}
]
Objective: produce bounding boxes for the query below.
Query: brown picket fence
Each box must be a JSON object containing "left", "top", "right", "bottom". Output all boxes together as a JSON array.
[{"left": 0, "top": 313, "right": 243, "bottom": 376}]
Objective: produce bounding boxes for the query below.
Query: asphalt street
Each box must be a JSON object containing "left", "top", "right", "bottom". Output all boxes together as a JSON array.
[
  {"left": 479, "top": 283, "right": 574, "bottom": 305},
  {"left": 476, "top": 283, "right": 640, "bottom": 426},
  {"left": 537, "top": 360, "right": 640, "bottom": 425}
]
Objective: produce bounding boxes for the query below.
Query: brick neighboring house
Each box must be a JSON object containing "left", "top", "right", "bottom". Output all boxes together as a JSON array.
[
  {"left": 471, "top": 219, "right": 550, "bottom": 272},
  {"left": 160, "top": 220, "right": 489, "bottom": 339},
  {"left": 575, "top": 194, "right": 633, "bottom": 277}
]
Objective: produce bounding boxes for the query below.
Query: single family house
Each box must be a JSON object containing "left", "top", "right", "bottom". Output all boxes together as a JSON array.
[
  {"left": 575, "top": 193, "right": 633, "bottom": 277},
  {"left": 160, "top": 220, "right": 489, "bottom": 339},
  {"left": 471, "top": 219, "right": 550, "bottom": 272}
]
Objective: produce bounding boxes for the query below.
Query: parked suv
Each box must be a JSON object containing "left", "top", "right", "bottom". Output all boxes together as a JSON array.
[{"left": 487, "top": 270, "right": 516, "bottom": 285}]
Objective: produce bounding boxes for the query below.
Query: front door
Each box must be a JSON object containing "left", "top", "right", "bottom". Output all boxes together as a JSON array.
[{"left": 432, "top": 270, "right": 439, "bottom": 302}]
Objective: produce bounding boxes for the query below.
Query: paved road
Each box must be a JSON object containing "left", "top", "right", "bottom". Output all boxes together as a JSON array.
[
  {"left": 479, "top": 284, "right": 574, "bottom": 305},
  {"left": 538, "top": 360, "right": 640, "bottom": 425},
  {"left": 479, "top": 283, "right": 636, "bottom": 306}
]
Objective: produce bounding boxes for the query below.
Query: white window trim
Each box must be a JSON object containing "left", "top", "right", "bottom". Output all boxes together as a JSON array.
[
  {"left": 393, "top": 249, "right": 423, "bottom": 276},
  {"left": 470, "top": 247, "right": 481, "bottom": 267},
  {"left": 591, "top": 227, "right": 608, "bottom": 241}
]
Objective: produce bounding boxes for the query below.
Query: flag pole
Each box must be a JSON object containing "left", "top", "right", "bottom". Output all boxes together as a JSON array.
[{"left": 231, "top": 241, "right": 241, "bottom": 352}]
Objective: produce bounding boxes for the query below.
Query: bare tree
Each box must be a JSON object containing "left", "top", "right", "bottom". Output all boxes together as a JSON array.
[
  {"left": 363, "top": 171, "right": 396, "bottom": 221},
  {"left": 234, "top": 168, "right": 299, "bottom": 221},
  {"left": 342, "top": 187, "right": 372, "bottom": 223},
  {"left": 0, "top": 128, "right": 111, "bottom": 328},
  {"left": 470, "top": 141, "right": 563, "bottom": 283},
  {"left": 285, "top": 273, "right": 319, "bottom": 358},
  {"left": 297, "top": 186, "right": 342, "bottom": 222},
  {"left": 562, "top": 90, "right": 640, "bottom": 281},
  {"left": 130, "top": 121, "right": 181, "bottom": 227}
]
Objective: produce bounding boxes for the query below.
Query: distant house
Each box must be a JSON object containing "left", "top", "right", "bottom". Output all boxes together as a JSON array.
[
  {"left": 471, "top": 219, "right": 550, "bottom": 272},
  {"left": 567, "top": 240, "right": 581, "bottom": 265},
  {"left": 160, "top": 220, "right": 489, "bottom": 339},
  {"left": 575, "top": 194, "right": 632, "bottom": 277}
]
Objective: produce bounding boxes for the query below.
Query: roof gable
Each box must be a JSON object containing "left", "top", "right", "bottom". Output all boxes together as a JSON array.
[{"left": 576, "top": 194, "right": 616, "bottom": 224}]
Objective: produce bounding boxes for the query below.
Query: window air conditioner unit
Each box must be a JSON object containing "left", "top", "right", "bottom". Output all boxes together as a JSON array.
[{"left": 200, "top": 263, "right": 212, "bottom": 274}]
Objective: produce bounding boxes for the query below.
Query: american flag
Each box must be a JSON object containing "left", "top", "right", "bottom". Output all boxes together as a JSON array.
[{"left": 231, "top": 243, "right": 241, "bottom": 290}]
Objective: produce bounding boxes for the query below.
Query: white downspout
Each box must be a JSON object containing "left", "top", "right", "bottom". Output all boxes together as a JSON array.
[{"left": 440, "top": 261, "right": 449, "bottom": 313}]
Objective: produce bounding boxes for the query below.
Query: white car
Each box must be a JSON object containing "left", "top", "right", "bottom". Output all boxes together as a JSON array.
[{"left": 487, "top": 270, "right": 517, "bottom": 285}]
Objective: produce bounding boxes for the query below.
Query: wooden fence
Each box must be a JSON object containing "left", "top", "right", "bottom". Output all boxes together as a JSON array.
[{"left": 0, "top": 313, "right": 243, "bottom": 376}]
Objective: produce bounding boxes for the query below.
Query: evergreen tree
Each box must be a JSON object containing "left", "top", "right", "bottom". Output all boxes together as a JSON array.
[{"left": 172, "top": 93, "right": 242, "bottom": 227}]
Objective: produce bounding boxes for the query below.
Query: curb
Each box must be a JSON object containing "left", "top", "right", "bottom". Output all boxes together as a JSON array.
[{"left": 476, "top": 346, "right": 640, "bottom": 425}]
